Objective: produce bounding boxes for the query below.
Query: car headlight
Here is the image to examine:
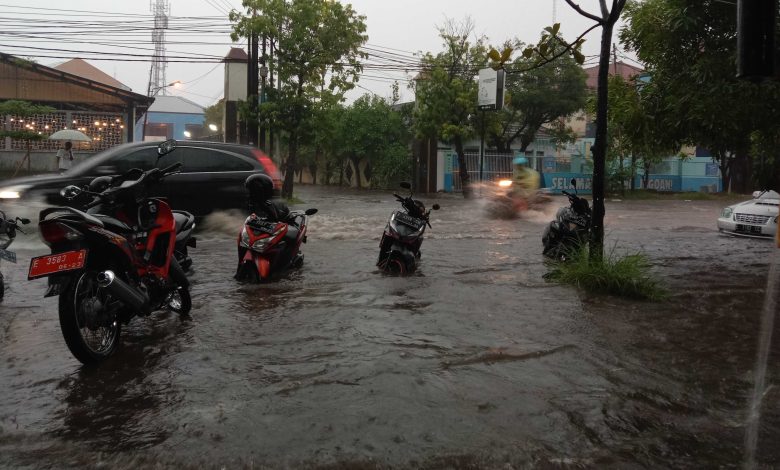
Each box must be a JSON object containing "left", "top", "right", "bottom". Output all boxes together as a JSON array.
[
  {"left": 0, "top": 184, "right": 31, "bottom": 199},
  {"left": 721, "top": 207, "right": 733, "bottom": 219}
]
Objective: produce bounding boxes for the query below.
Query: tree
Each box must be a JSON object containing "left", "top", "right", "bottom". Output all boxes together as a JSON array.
[
  {"left": 487, "top": 39, "right": 587, "bottom": 153},
  {"left": 203, "top": 100, "right": 224, "bottom": 132},
  {"left": 413, "top": 18, "right": 488, "bottom": 198},
  {"left": 620, "top": 0, "right": 780, "bottom": 193},
  {"left": 0, "top": 100, "right": 56, "bottom": 175},
  {"left": 559, "top": 0, "right": 628, "bottom": 260},
  {"left": 231, "top": 0, "right": 367, "bottom": 198}
]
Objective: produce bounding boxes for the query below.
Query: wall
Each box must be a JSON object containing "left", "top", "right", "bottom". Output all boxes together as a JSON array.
[
  {"left": 134, "top": 112, "right": 205, "bottom": 141},
  {"left": 0, "top": 150, "right": 96, "bottom": 172}
]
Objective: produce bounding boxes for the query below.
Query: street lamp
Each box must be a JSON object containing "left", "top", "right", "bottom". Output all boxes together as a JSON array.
[{"left": 142, "top": 80, "right": 181, "bottom": 141}]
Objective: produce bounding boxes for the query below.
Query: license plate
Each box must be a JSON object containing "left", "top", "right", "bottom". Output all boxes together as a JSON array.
[
  {"left": 249, "top": 220, "right": 277, "bottom": 234},
  {"left": 0, "top": 248, "right": 16, "bottom": 263},
  {"left": 736, "top": 224, "right": 762, "bottom": 234},
  {"left": 28, "top": 250, "right": 87, "bottom": 280},
  {"left": 395, "top": 212, "right": 424, "bottom": 229}
]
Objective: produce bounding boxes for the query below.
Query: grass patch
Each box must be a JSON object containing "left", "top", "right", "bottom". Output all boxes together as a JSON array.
[
  {"left": 544, "top": 245, "right": 668, "bottom": 301},
  {"left": 608, "top": 189, "right": 745, "bottom": 201},
  {"left": 285, "top": 195, "right": 305, "bottom": 205}
]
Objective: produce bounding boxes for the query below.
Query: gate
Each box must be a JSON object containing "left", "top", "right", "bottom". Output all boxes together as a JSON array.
[{"left": 444, "top": 152, "right": 520, "bottom": 192}]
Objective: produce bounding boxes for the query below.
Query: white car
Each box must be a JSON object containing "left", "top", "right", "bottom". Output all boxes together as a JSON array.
[{"left": 717, "top": 190, "right": 779, "bottom": 238}]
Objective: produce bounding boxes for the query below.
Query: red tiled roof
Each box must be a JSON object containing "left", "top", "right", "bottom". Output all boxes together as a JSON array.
[
  {"left": 583, "top": 61, "right": 644, "bottom": 89},
  {"left": 53, "top": 58, "right": 131, "bottom": 91}
]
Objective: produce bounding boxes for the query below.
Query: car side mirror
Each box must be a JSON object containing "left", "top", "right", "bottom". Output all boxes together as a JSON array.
[
  {"left": 305, "top": 208, "right": 318, "bottom": 216},
  {"left": 157, "top": 138, "right": 177, "bottom": 157},
  {"left": 753, "top": 191, "right": 762, "bottom": 198},
  {"left": 432, "top": 204, "right": 440, "bottom": 210},
  {"left": 400, "top": 182, "right": 412, "bottom": 190},
  {"left": 60, "top": 185, "right": 82, "bottom": 200}
]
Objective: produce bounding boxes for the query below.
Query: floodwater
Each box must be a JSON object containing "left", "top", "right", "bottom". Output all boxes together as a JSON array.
[{"left": 0, "top": 185, "right": 777, "bottom": 469}]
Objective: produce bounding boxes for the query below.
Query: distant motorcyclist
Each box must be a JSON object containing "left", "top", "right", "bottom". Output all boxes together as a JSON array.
[
  {"left": 510, "top": 156, "right": 540, "bottom": 199},
  {"left": 245, "top": 174, "right": 289, "bottom": 222}
]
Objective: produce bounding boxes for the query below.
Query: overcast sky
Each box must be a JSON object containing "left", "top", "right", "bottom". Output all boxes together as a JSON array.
[{"left": 2, "top": 1, "right": 634, "bottom": 107}]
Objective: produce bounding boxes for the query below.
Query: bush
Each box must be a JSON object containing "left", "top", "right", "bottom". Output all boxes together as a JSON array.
[{"left": 544, "top": 245, "right": 667, "bottom": 300}]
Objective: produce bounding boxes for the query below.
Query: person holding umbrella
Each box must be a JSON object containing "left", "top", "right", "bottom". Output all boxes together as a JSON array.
[{"left": 55, "top": 141, "right": 74, "bottom": 173}]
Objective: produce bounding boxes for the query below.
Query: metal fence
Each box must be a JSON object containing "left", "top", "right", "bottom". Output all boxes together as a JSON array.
[{"left": 447, "top": 152, "right": 548, "bottom": 191}]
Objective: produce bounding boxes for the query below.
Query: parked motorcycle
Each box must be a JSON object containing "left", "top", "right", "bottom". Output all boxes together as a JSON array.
[
  {"left": 542, "top": 178, "right": 592, "bottom": 260},
  {"left": 79, "top": 174, "right": 196, "bottom": 272},
  {"left": 27, "top": 139, "right": 191, "bottom": 364},
  {"left": 234, "top": 201, "right": 318, "bottom": 283},
  {"left": 484, "top": 179, "right": 553, "bottom": 219},
  {"left": 0, "top": 210, "right": 30, "bottom": 301},
  {"left": 377, "top": 182, "right": 440, "bottom": 275}
]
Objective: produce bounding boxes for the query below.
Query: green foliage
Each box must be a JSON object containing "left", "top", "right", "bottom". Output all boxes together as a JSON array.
[
  {"left": 620, "top": 0, "right": 780, "bottom": 192},
  {"left": 230, "top": 0, "right": 368, "bottom": 197},
  {"left": 545, "top": 245, "right": 667, "bottom": 301},
  {"left": 202, "top": 100, "right": 223, "bottom": 131},
  {"left": 0, "top": 100, "right": 56, "bottom": 141},
  {"left": 487, "top": 37, "right": 586, "bottom": 152}
]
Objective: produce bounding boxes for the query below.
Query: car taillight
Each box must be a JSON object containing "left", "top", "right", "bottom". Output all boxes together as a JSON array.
[
  {"left": 251, "top": 149, "right": 282, "bottom": 189},
  {"left": 39, "top": 222, "right": 83, "bottom": 246}
]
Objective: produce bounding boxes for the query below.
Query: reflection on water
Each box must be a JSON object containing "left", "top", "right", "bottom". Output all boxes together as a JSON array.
[{"left": 0, "top": 186, "right": 777, "bottom": 468}]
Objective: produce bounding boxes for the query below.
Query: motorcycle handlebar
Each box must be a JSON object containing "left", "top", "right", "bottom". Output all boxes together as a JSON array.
[{"left": 161, "top": 162, "right": 182, "bottom": 175}]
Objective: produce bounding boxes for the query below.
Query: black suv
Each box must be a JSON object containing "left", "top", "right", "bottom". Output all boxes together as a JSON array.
[{"left": 0, "top": 140, "right": 281, "bottom": 217}]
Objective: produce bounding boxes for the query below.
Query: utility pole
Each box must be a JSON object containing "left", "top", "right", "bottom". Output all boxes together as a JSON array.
[
  {"left": 259, "top": 35, "right": 267, "bottom": 151},
  {"left": 613, "top": 43, "right": 618, "bottom": 75},
  {"left": 247, "top": 8, "right": 259, "bottom": 147}
]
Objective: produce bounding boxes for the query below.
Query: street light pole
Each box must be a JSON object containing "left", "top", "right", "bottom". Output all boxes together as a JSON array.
[{"left": 142, "top": 80, "right": 180, "bottom": 141}]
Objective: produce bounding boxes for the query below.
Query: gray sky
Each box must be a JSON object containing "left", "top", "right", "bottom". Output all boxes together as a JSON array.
[{"left": 1, "top": 1, "right": 633, "bottom": 107}]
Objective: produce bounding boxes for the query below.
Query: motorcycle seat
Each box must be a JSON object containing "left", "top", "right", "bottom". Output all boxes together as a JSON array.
[
  {"left": 173, "top": 211, "right": 195, "bottom": 233},
  {"left": 40, "top": 206, "right": 104, "bottom": 227}
]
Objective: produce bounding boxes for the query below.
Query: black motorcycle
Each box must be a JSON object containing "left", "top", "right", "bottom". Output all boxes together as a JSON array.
[
  {"left": 75, "top": 173, "right": 196, "bottom": 273},
  {"left": 0, "top": 210, "right": 30, "bottom": 301},
  {"left": 377, "top": 182, "right": 440, "bottom": 275},
  {"left": 28, "top": 139, "right": 192, "bottom": 364},
  {"left": 542, "top": 178, "right": 592, "bottom": 260}
]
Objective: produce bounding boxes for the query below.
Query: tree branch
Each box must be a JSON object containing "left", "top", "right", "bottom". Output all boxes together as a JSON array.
[
  {"left": 507, "top": 22, "right": 600, "bottom": 75},
  {"left": 565, "top": 0, "right": 605, "bottom": 23}
]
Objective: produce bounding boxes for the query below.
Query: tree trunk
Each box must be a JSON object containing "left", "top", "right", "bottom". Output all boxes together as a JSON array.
[
  {"left": 630, "top": 154, "right": 637, "bottom": 190},
  {"left": 589, "top": 19, "right": 616, "bottom": 261},
  {"left": 282, "top": 128, "right": 297, "bottom": 199},
  {"left": 351, "top": 156, "right": 362, "bottom": 189},
  {"left": 718, "top": 151, "right": 731, "bottom": 193},
  {"left": 454, "top": 135, "right": 471, "bottom": 198}
]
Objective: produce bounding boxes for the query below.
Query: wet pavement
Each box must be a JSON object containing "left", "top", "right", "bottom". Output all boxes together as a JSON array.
[{"left": 0, "top": 185, "right": 778, "bottom": 469}]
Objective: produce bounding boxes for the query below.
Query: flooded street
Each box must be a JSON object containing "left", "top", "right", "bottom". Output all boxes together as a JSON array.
[{"left": 0, "top": 185, "right": 777, "bottom": 469}]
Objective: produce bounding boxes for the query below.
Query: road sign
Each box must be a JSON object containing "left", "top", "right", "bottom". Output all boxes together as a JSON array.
[{"left": 478, "top": 68, "right": 505, "bottom": 110}]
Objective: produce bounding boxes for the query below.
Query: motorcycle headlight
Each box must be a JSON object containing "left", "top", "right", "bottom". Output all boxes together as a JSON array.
[
  {"left": 0, "top": 184, "right": 31, "bottom": 199},
  {"left": 240, "top": 228, "right": 251, "bottom": 248},
  {"left": 251, "top": 226, "right": 284, "bottom": 252},
  {"left": 721, "top": 207, "right": 733, "bottom": 219}
]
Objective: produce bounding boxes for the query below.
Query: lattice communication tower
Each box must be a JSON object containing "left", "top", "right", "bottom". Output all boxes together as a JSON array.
[{"left": 148, "top": 0, "right": 170, "bottom": 96}]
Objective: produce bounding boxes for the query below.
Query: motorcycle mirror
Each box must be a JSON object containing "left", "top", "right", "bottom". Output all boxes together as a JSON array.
[
  {"left": 399, "top": 181, "right": 412, "bottom": 190},
  {"left": 752, "top": 190, "right": 762, "bottom": 198},
  {"left": 18, "top": 217, "right": 30, "bottom": 225},
  {"left": 432, "top": 204, "right": 440, "bottom": 210},
  {"left": 570, "top": 178, "right": 577, "bottom": 189},
  {"left": 157, "top": 138, "right": 177, "bottom": 157},
  {"left": 60, "top": 185, "right": 82, "bottom": 199},
  {"left": 305, "top": 208, "right": 318, "bottom": 216}
]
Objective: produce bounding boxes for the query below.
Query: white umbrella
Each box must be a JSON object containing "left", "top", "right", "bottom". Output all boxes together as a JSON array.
[{"left": 48, "top": 129, "right": 91, "bottom": 142}]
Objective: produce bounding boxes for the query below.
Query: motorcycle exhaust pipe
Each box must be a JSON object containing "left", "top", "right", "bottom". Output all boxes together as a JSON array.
[{"left": 96, "top": 270, "right": 151, "bottom": 316}]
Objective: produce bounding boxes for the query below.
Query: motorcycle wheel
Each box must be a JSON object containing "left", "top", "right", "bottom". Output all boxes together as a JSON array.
[
  {"left": 380, "top": 255, "right": 406, "bottom": 276},
  {"left": 167, "top": 258, "right": 192, "bottom": 316},
  {"left": 59, "top": 269, "right": 122, "bottom": 365}
]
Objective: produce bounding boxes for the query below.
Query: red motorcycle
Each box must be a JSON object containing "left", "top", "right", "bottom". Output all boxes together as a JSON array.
[{"left": 27, "top": 139, "right": 191, "bottom": 364}]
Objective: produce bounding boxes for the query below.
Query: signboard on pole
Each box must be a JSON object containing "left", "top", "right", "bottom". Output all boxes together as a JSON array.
[{"left": 478, "top": 68, "right": 505, "bottom": 110}]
